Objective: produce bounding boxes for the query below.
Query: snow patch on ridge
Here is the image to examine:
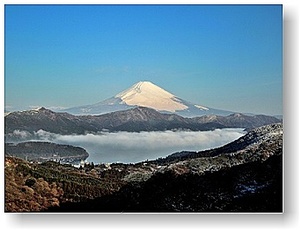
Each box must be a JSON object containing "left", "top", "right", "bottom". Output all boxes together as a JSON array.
[{"left": 195, "top": 105, "right": 209, "bottom": 110}]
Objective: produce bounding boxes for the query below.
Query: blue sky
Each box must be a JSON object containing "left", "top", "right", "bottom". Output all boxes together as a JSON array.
[{"left": 5, "top": 5, "right": 282, "bottom": 115}]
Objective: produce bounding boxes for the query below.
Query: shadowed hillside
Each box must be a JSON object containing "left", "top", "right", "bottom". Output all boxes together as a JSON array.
[{"left": 5, "top": 123, "right": 283, "bottom": 212}]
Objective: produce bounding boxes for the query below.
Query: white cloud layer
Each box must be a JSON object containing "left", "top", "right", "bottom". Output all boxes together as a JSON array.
[{"left": 30, "top": 129, "right": 245, "bottom": 163}]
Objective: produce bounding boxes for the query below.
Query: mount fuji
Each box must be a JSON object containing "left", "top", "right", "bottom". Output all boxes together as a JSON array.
[{"left": 62, "top": 81, "right": 234, "bottom": 117}]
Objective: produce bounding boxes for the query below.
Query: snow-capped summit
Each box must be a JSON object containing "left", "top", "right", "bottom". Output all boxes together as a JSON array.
[
  {"left": 115, "top": 81, "right": 188, "bottom": 112},
  {"left": 61, "top": 81, "right": 233, "bottom": 117}
]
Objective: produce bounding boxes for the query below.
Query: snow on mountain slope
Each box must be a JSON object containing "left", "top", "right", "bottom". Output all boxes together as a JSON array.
[
  {"left": 115, "top": 81, "right": 188, "bottom": 112},
  {"left": 62, "top": 81, "right": 233, "bottom": 117}
]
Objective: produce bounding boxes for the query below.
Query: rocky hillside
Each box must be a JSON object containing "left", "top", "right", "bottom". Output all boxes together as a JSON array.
[
  {"left": 155, "top": 123, "right": 283, "bottom": 164},
  {"left": 5, "top": 123, "right": 283, "bottom": 212},
  {"left": 57, "top": 154, "right": 281, "bottom": 212}
]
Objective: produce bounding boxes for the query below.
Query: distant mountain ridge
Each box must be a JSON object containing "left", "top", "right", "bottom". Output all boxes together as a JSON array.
[
  {"left": 61, "top": 81, "right": 234, "bottom": 117},
  {"left": 5, "top": 107, "right": 280, "bottom": 141}
]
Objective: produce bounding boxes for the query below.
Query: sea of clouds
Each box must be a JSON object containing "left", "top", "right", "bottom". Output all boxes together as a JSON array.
[{"left": 6, "top": 129, "right": 246, "bottom": 163}]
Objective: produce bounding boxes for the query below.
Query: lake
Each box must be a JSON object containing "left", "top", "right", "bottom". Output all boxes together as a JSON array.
[{"left": 50, "top": 128, "right": 246, "bottom": 163}]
